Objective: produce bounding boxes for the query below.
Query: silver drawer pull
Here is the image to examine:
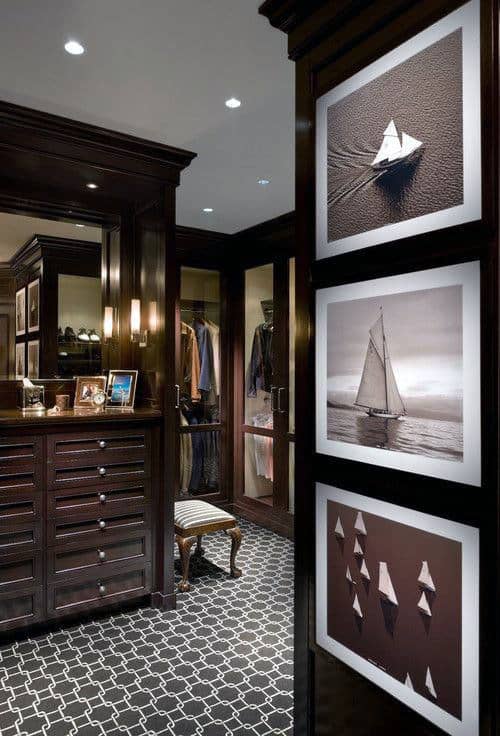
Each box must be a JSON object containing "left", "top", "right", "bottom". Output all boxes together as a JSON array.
[
  {"left": 98, "top": 582, "right": 106, "bottom": 595},
  {"left": 98, "top": 549, "right": 106, "bottom": 562},
  {"left": 99, "top": 493, "right": 106, "bottom": 503},
  {"left": 98, "top": 440, "right": 107, "bottom": 449},
  {"left": 98, "top": 519, "right": 106, "bottom": 530},
  {"left": 98, "top": 467, "right": 106, "bottom": 476}
]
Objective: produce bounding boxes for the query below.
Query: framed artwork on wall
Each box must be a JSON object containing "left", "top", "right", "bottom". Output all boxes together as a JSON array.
[
  {"left": 27, "top": 340, "right": 39, "bottom": 379},
  {"left": 316, "top": 483, "right": 479, "bottom": 736},
  {"left": 15, "top": 287, "right": 25, "bottom": 336},
  {"left": 316, "top": 0, "right": 481, "bottom": 259},
  {"left": 15, "top": 342, "right": 25, "bottom": 380},
  {"left": 27, "top": 279, "right": 40, "bottom": 333},
  {"left": 316, "top": 261, "right": 481, "bottom": 486}
]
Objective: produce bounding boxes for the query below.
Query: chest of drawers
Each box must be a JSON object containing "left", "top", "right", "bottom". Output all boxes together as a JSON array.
[{"left": 0, "top": 411, "right": 160, "bottom": 634}]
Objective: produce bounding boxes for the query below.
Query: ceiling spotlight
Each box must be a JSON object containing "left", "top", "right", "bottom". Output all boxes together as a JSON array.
[
  {"left": 75, "top": 223, "right": 85, "bottom": 228},
  {"left": 86, "top": 182, "right": 98, "bottom": 189},
  {"left": 64, "top": 40, "right": 85, "bottom": 55},
  {"left": 225, "top": 97, "right": 241, "bottom": 109},
  {"left": 202, "top": 208, "right": 214, "bottom": 213},
  {"left": 258, "top": 178, "right": 270, "bottom": 186}
]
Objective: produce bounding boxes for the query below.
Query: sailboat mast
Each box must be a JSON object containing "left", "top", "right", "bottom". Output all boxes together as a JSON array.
[{"left": 380, "top": 307, "right": 389, "bottom": 413}]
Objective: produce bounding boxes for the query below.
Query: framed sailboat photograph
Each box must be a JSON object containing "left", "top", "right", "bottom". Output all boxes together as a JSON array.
[
  {"left": 315, "top": 261, "right": 481, "bottom": 485},
  {"left": 316, "top": 0, "right": 481, "bottom": 259},
  {"left": 316, "top": 483, "right": 479, "bottom": 736}
]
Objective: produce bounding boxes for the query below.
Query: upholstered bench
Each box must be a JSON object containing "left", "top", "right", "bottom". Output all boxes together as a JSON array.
[{"left": 174, "top": 500, "right": 242, "bottom": 592}]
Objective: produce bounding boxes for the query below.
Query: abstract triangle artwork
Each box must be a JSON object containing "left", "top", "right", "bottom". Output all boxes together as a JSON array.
[
  {"left": 353, "top": 593, "right": 363, "bottom": 618},
  {"left": 405, "top": 673, "right": 414, "bottom": 690},
  {"left": 335, "top": 517, "right": 345, "bottom": 539},
  {"left": 346, "top": 565, "right": 356, "bottom": 585},
  {"left": 425, "top": 667, "right": 437, "bottom": 699},
  {"left": 418, "top": 591, "right": 432, "bottom": 617},
  {"left": 418, "top": 561, "right": 436, "bottom": 592},
  {"left": 354, "top": 511, "right": 367, "bottom": 536},
  {"left": 360, "top": 559, "right": 370, "bottom": 581},
  {"left": 378, "top": 562, "right": 398, "bottom": 605},
  {"left": 354, "top": 538, "right": 364, "bottom": 556}
]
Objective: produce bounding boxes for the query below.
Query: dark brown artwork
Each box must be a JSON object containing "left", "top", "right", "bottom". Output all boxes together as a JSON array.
[{"left": 327, "top": 499, "right": 462, "bottom": 719}]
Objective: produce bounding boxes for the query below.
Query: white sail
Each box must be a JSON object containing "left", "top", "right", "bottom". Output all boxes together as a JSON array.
[
  {"left": 372, "top": 119, "right": 401, "bottom": 166},
  {"left": 354, "top": 512, "right": 367, "bottom": 536},
  {"left": 425, "top": 667, "right": 437, "bottom": 699},
  {"left": 378, "top": 562, "right": 398, "bottom": 606},
  {"left": 405, "top": 673, "right": 414, "bottom": 690},
  {"left": 353, "top": 593, "right": 363, "bottom": 618},
  {"left": 399, "top": 131, "right": 423, "bottom": 157},
  {"left": 334, "top": 517, "right": 345, "bottom": 539},
  {"left": 346, "top": 565, "right": 355, "bottom": 584},
  {"left": 418, "top": 591, "right": 432, "bottom": 617},
  {"left": 418, "top": 561, "right": 436, "bottom": 592},
  {"left": 360, "top": 559, "right": 370, "bottom": 581},
  {"left": 354, "top": 539, "right": 364, "bottom": 556},
  {"left": 385, "top": 354, "right": 405, "bottom": 415}
]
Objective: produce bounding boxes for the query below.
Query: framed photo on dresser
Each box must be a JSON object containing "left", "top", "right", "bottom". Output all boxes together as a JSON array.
[
  {"left": 315, "top": 0, "right": 481, "bottom": 259},
  {"left": 316, "top": 261, "right": 481, "bottom": 486},
  {"left": 316, "top": 483, "right": 479, "bottom": 736}
]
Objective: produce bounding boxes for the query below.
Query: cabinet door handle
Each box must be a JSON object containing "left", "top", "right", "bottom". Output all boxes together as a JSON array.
[
  {"left": 98, "top": 519, "right": 106, "bottom": 530},
  {"left": 98, "top": 466, "right": 106, "bottom": 476},
  {"left": 98, "top": 440, "right": 107, "bottom": 449},
  {"left": 98, "top": 549, "right": 106, "bottom": 562},
  {"left": 99, "top": 493, "right": 106, "bottom": 503},
  {"left": 98, "top": 582, "right": 106, "bottom": 595},
  {"left": 174, "top": 384, "right": 180, "bottom": 409},
  {"left": 270, "top": 386, "right": 278, "bottom": 412},
  {"left": 278, "top": 387, "right": 288, "bottom": 414}
]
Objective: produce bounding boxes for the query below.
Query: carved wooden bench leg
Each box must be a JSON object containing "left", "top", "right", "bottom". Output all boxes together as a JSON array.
[
  {"left": 225, "top": 526, "right": 242, "bottom": 578},
  {"left": 176, "top": 534, "right": 196, "bottom": 592},
  {"left": 193, "top": 535, "right": 205, "bottom": 557}
]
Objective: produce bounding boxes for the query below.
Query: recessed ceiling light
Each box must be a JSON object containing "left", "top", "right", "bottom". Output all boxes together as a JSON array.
[
  {"left": 75, "top": 223, "right": 85, "bottom": 228},
  {"left": 86, "top": 182, "right": 98, "bottom": 189},
  {"left": 258, "top": 178, "right": 270, "bottom": 186},
  {"left": 225, "top": 97, "right": 241, "bottom": 109},
  {"left": 64, "top": 40, "right": 85, "bottom": 55},
  {"left": 202, "top": 208, "right": 214, "bottom": 213}
]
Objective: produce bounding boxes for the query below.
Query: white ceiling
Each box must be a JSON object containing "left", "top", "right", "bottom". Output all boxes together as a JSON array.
[
  {"left": 0, "top": 213, "right": 101, "bottom": 262},
  {"left": 0, "top": 1, "right": 294, "bottom": 234}
]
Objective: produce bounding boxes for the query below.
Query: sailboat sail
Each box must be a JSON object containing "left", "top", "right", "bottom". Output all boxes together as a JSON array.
[
  {"left": 378, "top": 562, "right": 398, "bottom": 606},
  {"left": 405, "top": 673, "right": 414, "bottom": 690},
  {"left": 372, "top": 119, "right": 401, "bottom": 166},
  {"left": 334, "top": 517, "right": 345, "bottom": 539},
  {"left": 418, "top": 561, "right": 436, "bottom": 592},
  {"left": 355, "top": 313, "right": 405, "bottom": 415},
  {"left": 418, "top": 591, "right": 432, "bottom": 617},
  {"left": 360, "top": 559, "right": 370, "bottom": 581},
  {"left": 354, "top": 539, "right": 364, "bottom": 556},
  {"left": 354, "top": 512, "right": 367, "bottom": 536},
  {"left": 399, "top": 132, "right": 423, "bottom": 158},
  {"left": 353, "top": 593, "right": 363, "bottom": 618},
  {"left": 425, "top": 667, "right": 437, "bottom": 698}
]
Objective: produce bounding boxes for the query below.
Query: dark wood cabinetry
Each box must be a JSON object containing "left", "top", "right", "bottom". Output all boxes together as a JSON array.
[{"left": 0, "top": 410, "right": 159, "bottom": 635}]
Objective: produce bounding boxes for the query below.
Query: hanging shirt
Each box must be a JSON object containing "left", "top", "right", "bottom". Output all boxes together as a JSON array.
[
  {"left": 181, "top": 322, "right": 201, "bottom": 400},
  {"left": 246, "top": 323, "right": 273, "bottom": 397},
  {"left": 206, "top": 320, "right": 220, "bottom": 397},
  {"left": 193, "top": 319, "right": 217, "bottom": 404}
]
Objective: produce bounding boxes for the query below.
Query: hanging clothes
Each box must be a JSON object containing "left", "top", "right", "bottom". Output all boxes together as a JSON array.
[
  {"left": 193, "top": 318, "right": 217, "bottom": 405},
  {"left": 252, "top": 411, "right": 273, "bottom": 481},
  {"left": 181, "top": 322, "right": 201, "bottom": 400},
  {"left": 246, "top": 322, "right": 273, "bottom": 397},
  {"left": 206, "top": 319, "right": 220, "bottom": 397},
  {"left": 179, "top": 414, "right": 193, "bottom": 492}
]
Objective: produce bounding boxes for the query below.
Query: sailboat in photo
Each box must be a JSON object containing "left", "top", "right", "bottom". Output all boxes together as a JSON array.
[
  {"left": 378, "top": 562, "right": 399, "bottom": 606},
  {"left": 371, "top": 119, "right": 423, "bottom": 171},
  {"left": 355, "top": 308, "right": 406, "bottom": 420}
]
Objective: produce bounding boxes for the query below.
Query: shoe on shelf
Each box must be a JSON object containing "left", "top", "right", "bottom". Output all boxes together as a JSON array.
[
  {"left": 77, "top": 328, "right": 90, "bottom": 341},
  {"left": 64, "top": 326, "right": 76, "bottom": 341},
  {"left": 89, "top": 329, "right": 100, "bottom": 342},
  {"left": 58, "top": 327, "right": 63, "bottom": 343}
]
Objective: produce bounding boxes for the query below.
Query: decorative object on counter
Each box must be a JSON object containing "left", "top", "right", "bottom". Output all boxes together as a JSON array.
[
  {"left": 74, "top": 376, "right": 108, "bottom": 409},
  {"left": 47, "top": 405, "right": 61, "bottom": 415},
  {"left": 91, "top": 388, "right": 107, "bottom": 409},
  {"left": 15, "top": 287, "right": 26, "bottom": 336},
  {"left": 15, "top": 343, "right": 25, "bottom": 380},
  {"left": 27, "top": 340, "right": 39, "bottom": 379},
  {"left": 18, "top": 378, "right": 45, "bottom": 413},
  {"left": 27, "top": 279, "right": 40, "bottom": 333},
  {"left": 55, "top": 394, "right": 70, "bottom": 411},
  {"left": 106, "top": 369, "right": 138, "bottom": 409}
]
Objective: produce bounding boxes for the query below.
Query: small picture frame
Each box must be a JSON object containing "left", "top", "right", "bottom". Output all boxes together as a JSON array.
[
  {"left": 27, "top": 279, "right": 40, "bottom": 333},
  {"left": 15, "top": 343, "right": 25, "bottom": 380},
  {"left": 74, "top": 376, "right": 108, "bottom": 409},
  {"left": 15, "top": 287, "right": 26, "bottom": 336},
  {"left": 106, "top": 370, "right": 138, "bottom": 409},
  {"left": 27, "top": 340, "right": 39, "bottom": 379}
]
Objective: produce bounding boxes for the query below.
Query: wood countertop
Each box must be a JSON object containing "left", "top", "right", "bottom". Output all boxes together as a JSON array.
[{"left": 0, "top": 407, "right": 162, "bottom": 428}]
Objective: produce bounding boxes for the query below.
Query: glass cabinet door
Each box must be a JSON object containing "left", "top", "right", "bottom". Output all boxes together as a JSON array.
[{"left": 179, "top": 266, "right": 222, "bottom": 497}]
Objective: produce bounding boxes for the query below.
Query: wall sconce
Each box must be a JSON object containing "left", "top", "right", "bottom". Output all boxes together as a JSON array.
[
  {"left": 130, "top": 298, "right": 148, "bottom": 347},
  {"left": 103, "top": 306, "right": 119, "bottom": 344},
  {"left": 149, "top": 300, "right": 158, "bottom": 335}
]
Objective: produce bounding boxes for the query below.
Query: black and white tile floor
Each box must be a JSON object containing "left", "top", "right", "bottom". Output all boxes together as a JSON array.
[{"left": 0, "top": 519, "right": 293, "bottom": 736}]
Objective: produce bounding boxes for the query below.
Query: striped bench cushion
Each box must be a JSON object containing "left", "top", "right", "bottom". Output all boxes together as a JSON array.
[{"left": 174, "top": 500, "right": 235, "bottom": 530}]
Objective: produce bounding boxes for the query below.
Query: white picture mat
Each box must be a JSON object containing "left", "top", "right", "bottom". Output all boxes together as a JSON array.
[
  {"left": 316, "top": 0, "right": 481, "bottom": 258},
  {"left": 316, "top": 261, "right": 481, "bottom": 486},
  {"left": 316, "top": 483, "right": 479, "bottom": 736}
]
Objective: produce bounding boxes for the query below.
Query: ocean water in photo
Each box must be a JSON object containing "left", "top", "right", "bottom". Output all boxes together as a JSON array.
[{"left": 327, "top": 405, "right": 463, "bottom": 462}]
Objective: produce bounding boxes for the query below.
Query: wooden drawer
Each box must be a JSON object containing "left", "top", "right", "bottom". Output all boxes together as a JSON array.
[
  {"left": 0, "top": 523, "right": 41, "bottom": 554},
  {"left": 48, "top": 507, "right": 150, "bottom": 547},
  {"left": 0, "top": 586, "right": 43, "bottom": 631},
  {"left": 47, "top": 458, "right": 149, "bottom": 490},
  {"left": 0, "top": 467, "right": 37, "bottom": 494},
  {"left": 0, "top": 437, "right": 40, "bottom": 469},
  {"left": 0, "top": 551, "right": 42, "bottom": 590},
  {"left": 0, "top": 489, "right": 40, "bottom": 525},
  {"left": 47, "top": 429, "right": 148, "bottom": 466},
  {"left": 47, "top": 531, "right": 150, "bottom": 579},
  {"left": 47, "top": 563, "right": 151, "bottom": 617},
  {"left": 48, "top": 481, "right": 149, "bottom": 519}
]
